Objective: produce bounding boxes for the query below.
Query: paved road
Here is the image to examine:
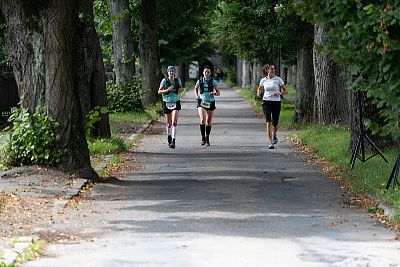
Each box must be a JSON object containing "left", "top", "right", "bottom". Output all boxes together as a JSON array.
[{"left": 25, "top": 85, "right": 400, "bottom": 267}]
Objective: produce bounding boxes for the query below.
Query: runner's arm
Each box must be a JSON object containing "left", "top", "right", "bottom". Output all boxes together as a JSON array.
[{"left": 256, "top": 85, "right": 264, "bottom": 97}]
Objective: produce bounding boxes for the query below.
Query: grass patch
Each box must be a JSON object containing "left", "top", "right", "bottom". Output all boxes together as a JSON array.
[
  {"left": 88, "top": 136, "right": 127, "bottom": 154},
  {"left": 238, "top": 86, "right": 400, "bottom": 223},
  {"left": 109, "top": 106, "right": 159, "bottom": 123},
  {"left": 89, "top": 106, "right": 161, "bottom": 154}
]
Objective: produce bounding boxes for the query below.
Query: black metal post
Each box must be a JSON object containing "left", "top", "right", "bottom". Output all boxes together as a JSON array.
[
  {"left": 349, "top": 91, "right": 389, "bottom": 170},
  {"left": 386, "top": 153, "right": 400, "bottom": 190}
]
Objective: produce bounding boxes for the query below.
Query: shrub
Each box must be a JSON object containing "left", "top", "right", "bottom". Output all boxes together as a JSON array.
[
  {"left": 1, "top": 106, "right": 62, "bottom": 168},
  {"left": 107, "top": 77, "right": 143, "bottom": 112}
]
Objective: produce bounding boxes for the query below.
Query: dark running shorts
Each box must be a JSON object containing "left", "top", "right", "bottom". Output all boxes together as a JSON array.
[
  {"left": 262, "top": 100, "right": 281, "bottom": 127},
  {"left": 197, "top": 99, "right": 216, "bottom": 111},
  {"left": 162, "top": 100, "right": 181, "bottom": 114}
]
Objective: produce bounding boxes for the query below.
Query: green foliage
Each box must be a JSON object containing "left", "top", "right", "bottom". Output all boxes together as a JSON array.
[
  {"left": 107, "top": 77, "right": 143, "bottom": 113},
  {"left": 93, "top": 0, "right": 113, "bottom": 65},
  {"left": 88, "top": 136, "right": 127, "bottom": 154},
  {"left": 211, "top": 0, "right": 312, "bottom": 65},
  {"left": 157, "top": 0, "right": 218, "bottom": 65},
  {"left": 86, "top": 106, "right": 109, "bottom": 138},
  {"left": 0, "top": 106, "right": 62, "bottom": 168},
  {"left": 294, "top": 0, "right": 400, "bottom": 140}
]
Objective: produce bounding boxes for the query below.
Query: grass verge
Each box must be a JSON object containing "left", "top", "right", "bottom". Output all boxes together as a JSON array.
[{"left": 238, "top": 86, "right": 400, "bottom": 224}]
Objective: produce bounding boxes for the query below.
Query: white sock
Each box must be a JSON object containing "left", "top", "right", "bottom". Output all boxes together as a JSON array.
[
  {"left": 166, "top": 127, "right": 172, "bottom": 136},
  {"left": 171, "top": 126, "right": 177, "bottom": 139}
]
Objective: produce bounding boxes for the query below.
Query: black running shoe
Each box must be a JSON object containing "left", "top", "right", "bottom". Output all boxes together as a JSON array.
[
  {"left": 170, "top": 139, "right": 175, "bottom": 149},
  {"left": 206, "top": 136, "right": 210, "bottom": 146},
  {"left": 168, "top": 135, "right": 172, "bottom": 146},
  {"left": 201, "top": 137, "right": 206, "bottom": 146},
  {"left": 268, "top": 144, "right": 274, "bottom": 149}
]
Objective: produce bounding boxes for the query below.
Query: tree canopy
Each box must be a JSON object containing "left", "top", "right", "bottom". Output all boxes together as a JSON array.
[{"left": 293, "top": 0, "right": 400, "bottom": 140}]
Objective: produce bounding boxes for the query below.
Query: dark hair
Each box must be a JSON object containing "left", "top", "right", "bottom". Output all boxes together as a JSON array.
[
  {"left": 203, "top": 65, "right": 211, "bottom": 70},
  {"left": 262, "top": 64, "right": 274, "bottom": 76}
]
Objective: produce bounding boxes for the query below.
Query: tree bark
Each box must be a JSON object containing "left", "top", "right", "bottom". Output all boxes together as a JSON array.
[
  {"left": 1, "top": 0, "right": 99, "bottom": 180},
  {"left": 313, "top": 25, "right": 350, "bottom": 125},
  {"left": 251, "top": 60, "right": 262, "bottom": 90},
  {"left": 110, "top": 0, "right": 143, "bottom": 110},
  {"left": 294, "top": 46, "right": 315, "bottom": 123},
  {"left": 78, "top": 0, "right": 111, "bottom": 138},
  {"left": 241, "top": 60, "right": 251, "bottom": 88},
  {"left": 349, "top": 90, "right": 395, "bottom": 152},
  {"left": 139, "top": 0, "right": 160, "bottom": 106},
  {"left": 236, "top": 56, "right": 243, "bottom": 86}
]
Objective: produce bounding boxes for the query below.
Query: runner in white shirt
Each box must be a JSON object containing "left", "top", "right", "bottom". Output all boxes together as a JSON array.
[{"left": 256, "top": 64, "right": 288, "bottom": 149}]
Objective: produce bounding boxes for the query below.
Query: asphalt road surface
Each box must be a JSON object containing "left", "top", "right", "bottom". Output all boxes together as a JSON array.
[{"left": 25, "top": 84, "right": 400, "bottom": 267}]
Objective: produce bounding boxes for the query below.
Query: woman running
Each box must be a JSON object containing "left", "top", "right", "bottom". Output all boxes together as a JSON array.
[
  {"left": 158, "top": 65, "right": 182, "bottom": 149},
  {"left": 257, "top": 64, "right": 288, "bottom": 149},
  {"left": 193, "top": 66, "right": 220, "bottom": 146}
]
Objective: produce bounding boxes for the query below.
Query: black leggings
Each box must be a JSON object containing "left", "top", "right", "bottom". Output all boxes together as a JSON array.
[{"left": 262, "top": 101, "right": 281, "bottom": 127}]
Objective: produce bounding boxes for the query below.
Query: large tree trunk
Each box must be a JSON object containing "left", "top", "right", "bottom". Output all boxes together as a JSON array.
[
  {"left": 1, "top": 0, "right": 99, "bottom": 180},
  {"left": 79, "top": 0, "right": 111, "bottom": 138},
  {"left": 139, "top": 0, "right": 160, "bottom": 106},
  {"left": 349, "top": 91, "right": 395, "bottom": 152},
  {"left": 110, "top": 0, "right": 143, "bottom": 110},
  {"left": 176, "top": 63, "right": 187, "bottom": 87},
  {"left": 294, "top": 46, "right": 315, "bottom": 123},
  {"left": 251, "top": 60, "right": 262, "bottom": 90},
  {"left": 236, "top": 56, "right": 243, "bottom": 86},
  {"left": 241, "top": 60, "right": 251, "bottom": 88},
  {"left": 313, "top": 25, "right": 350, "bottom": 125}
]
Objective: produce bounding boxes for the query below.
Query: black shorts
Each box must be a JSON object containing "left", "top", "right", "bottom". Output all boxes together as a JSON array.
[
  {"left": 262, "top": 100, "right": 281, "bottom": 127},
  {"left": 162, "top": 100, "right": 181, "bottom": 114},
  {"left": 197, "top": 99, "right": 216, "bottom": 111}
]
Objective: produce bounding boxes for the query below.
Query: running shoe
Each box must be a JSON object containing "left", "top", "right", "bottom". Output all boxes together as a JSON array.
[
  {"left": 168, "top": 135, "right": 172, "bottom": 146},
  {"left": 268, "top": 144, "right": 274, "bottom": 149},
  {"left": 170, "top": 139, "right": 175, "bottom": 149},
  {"left": 201, "top": 137, "right": 206, "bottom": 146},
  {"left": 206, "top": 136, "right": 210, "bottom": 146},
  {"left": 272, "top": 133, "right": 278, "bottom": 144}
]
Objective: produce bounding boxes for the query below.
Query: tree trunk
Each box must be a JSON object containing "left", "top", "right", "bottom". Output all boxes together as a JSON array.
[
  {"left": 78, "top": 0, "right": 111, "bottom": 138},
  {"left": 241, "top": 60, "right": 251, "bottom": 88},
  {"left": 294, "top": 46, "right": 315, "bottom": 123},
  {"left": 1, "top": 0, "right": 99, "bottom": 180},
  {"left": 139, "top": 0, "right": 160, "bottom": 106},
  {"left": 349, "top": 90, "right": 395, "bottom": 152},
  {"left": 176, "top": 63, "right": 186, "bottom": 87},
  {"left": 110, "top": 0, "right": 143, "bottom": 110},
  {"left": 251, "top": 60, "right": 262, "bottom": 90},
  {"left": 313, "top": 25, "right": 350, "bottom": 125},
  {"left": 236, "top": 56, "right": 243, "bottom": 87}
]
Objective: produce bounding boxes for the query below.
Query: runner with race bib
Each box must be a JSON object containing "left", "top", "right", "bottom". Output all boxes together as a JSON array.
[
  {"left": 193, "top": 66, "right": 220, "bottom": 146},
  {"left": 158, "top": 65, "right": 183, "bottom": 149}
]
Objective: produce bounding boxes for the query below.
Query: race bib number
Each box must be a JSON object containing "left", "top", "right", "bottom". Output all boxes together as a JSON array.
[
  {"left": 166, "top": 102, "right": 177, "bottom": 110},
  {"left": 200, "top": 100, "right": 211, "bottom": 108}
]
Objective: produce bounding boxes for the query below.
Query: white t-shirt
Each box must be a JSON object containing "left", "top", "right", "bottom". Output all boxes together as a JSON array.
[{"left": 259, "top": 76, "right": 284, "bottom": 101}]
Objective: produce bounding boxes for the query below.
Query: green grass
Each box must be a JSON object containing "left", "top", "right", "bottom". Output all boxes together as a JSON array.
[
  {"left": 109, "top": 106, "right": 159, "bottom": 123},
  {"left": 88, "top": 136, "right": 127, "bottom": 154},
  {"left": 238, "top": 86, "right": 400, "bottom": 222},
  {"left": 89, "top": 106, "right": 161, "bottom": 155}
]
